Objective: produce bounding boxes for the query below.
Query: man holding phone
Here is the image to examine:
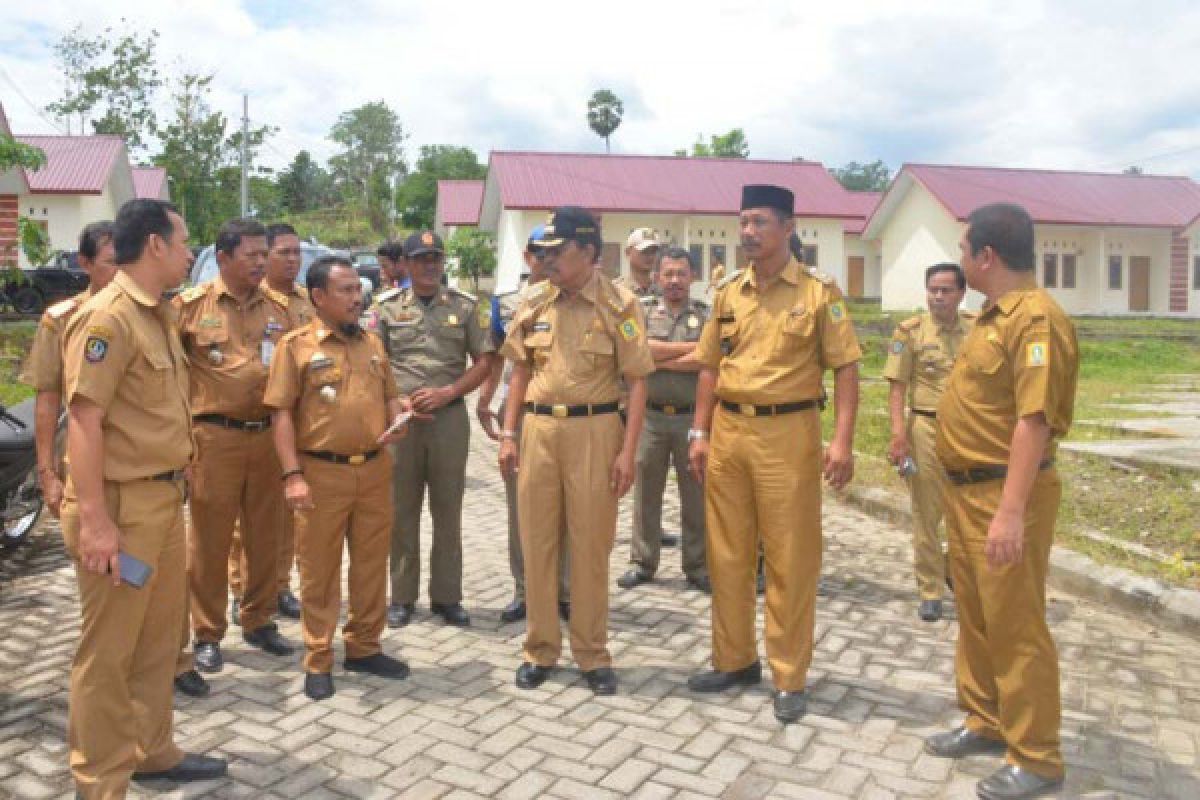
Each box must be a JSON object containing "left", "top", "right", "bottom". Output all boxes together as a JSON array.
[{"left": 59, "top": 199, "right": 227, "bottom": 797}]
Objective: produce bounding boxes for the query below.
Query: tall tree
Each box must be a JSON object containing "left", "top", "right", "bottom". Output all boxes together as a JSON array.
[
  {"left": 46, "top": 22, "right": 163, "bottom": 154},
  {"left": 277, "top": 150, "right": 334, "bottom": 214},
  {"left": 587, "top": 89, "right": 624, "bottom": 153},
  {"left": 327, "top": 101, "right": 408, "bottom": 209},
  {"left": 830, "top": 160, "right": 891, "bottom": 192},
  {"left": 674, "top": 129, "right": 750, "bottom": 158},
  {"left": 395, "top": 145, "right": 487, "bottom": 229}
]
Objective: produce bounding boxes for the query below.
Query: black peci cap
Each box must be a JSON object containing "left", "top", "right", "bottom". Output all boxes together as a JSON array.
[{"left": 741, "top": 184, "right": 794, "bottom": 215}]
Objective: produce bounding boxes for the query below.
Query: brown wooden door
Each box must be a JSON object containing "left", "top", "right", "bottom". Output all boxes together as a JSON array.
[
  {"left": 847, "top": 256, "right": 865, "bottom": 298},
  {"left": 600, "top": 243, "right": 620, "bottom": 279},
  {"left": 1129, "top": 256, "right": 1150, "bottom": 311}
]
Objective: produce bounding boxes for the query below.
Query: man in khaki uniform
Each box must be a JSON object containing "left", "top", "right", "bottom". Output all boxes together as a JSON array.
[
  {"left": 265, "top": 256, "right": 413, "bottom": 701},
  {"left": 687, "top": 185, "right": 861, "bottom": 724},
  {"left": 374, "top": 231, "right": 493, "bottom": 629},
  {"left": 177, "top": 219, "right": 294, "bottom": 674},
  {"left": 617, "top": 247, "right": 710, "bottom": 593},
  {"left": 476, "top": 225, "right": 570, "bottom": 624},
  {"left": 229, "top": 222, "right": 313, "bottom": 622},
  {"left": 25, "top": 221, "right": 116, "bottom": 519},
  {"left": 924, "top": 203, "right": 1078, "bottom": 800},
  {"left": 59, "top": 198, "right": 226, "bottom": 797},
  {"left": 499, "top": 206, "right": 654, "bottom": 696},
  {"left": 614, "top": 227, "right": 661, "bottom": 299},
  {"left": 883, "top": 262, "right": 974, "bottom": 622}
]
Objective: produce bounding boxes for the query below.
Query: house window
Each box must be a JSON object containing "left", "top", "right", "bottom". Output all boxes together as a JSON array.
[
  {"left": 1062, "top": 254, "right": 1077, "bottom": 289},
  {"left": 802, "top": 244, "right": 818, "bottom": 267},
  {"left": 688, "top": 244, "right": 704, "bottom": 278},
  {"left": 1043, "top": 253, "right": 1058, "bottom": 288},
  {"left": 709, "top": 245, "right": 726, "bottom": 278},
  {"left": 1194, "top": 255, "right": 1200, "bottom": 290},
  {"left": 1108, "top": 255, "right": 1122, "bottom": 289}
]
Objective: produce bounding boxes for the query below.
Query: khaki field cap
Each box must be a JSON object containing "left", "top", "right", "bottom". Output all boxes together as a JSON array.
[{"left": 625, "top": 227, "right": 661, "bottom": 251}]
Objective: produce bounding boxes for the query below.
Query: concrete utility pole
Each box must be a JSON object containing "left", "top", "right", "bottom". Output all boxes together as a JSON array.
[{"left": 240, "top": 93, "right": 249, "bottom": 217}]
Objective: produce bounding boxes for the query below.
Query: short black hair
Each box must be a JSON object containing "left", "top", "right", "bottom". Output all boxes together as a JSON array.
[
  {"left": 215, "top": 218, "right": 267, "bottom": 256},
  {"left": 78, "top": 221, "right": 115, "bottom": 260},
  {"left": 660, "top": 246, "right": 694, "bottom": 270},
  {"left": 925, "top": 262, "right": 966, "bottom": 289},
  {"left": 966, "top": 203, "right": 1035, "bottom": 271},
  {"left": 265, "top": 222, "right": 298, "bottom": 250},
  {"left": 306, "top": 255, "right": 355, "bottom": 292},
  {"left": 112, "top": 199, "right": 179, "bottom": 266},
  {"left": 377, "top": 240, "right": 404, "bottom": 260}
]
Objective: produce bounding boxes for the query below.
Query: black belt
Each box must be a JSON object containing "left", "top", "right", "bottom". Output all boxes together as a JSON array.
[
  {"left": 945, "top": 459, "right": 1054, "bottom": 486},
  {"left": 910, "top": 408, "right": 937, "bottom": 419},
  {"left": 524, "top": 401, "right": 620, "bottom": 418},
  {"left": 149, "top": 469, "right": 187, "bottom": 482},
  {"left": 648, "top": 402, "right": 694, "bottom": 415},
  {"left": 302, "top": 449, "right": 382, "bottom": 466},
  {"left": 194, "top": 413, "right": 272, "bottom": 432},
  {"left": 719, "top": 398, "right": 822, "bottom": 417}
]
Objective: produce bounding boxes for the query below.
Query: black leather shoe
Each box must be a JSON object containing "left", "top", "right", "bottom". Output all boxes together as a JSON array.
[
  {"left": 919, "top": 599, "right": 944, "bottom": 622},
  {"left": 193, "top": 642, "right": 223, "bottom": 673},
  {"left": 773, "top": 690, "right": 808, "bottom": 723},
  {"left": 431, "top": 602, "right": 470, "bottom": 627},
  {"left": 277, "top": 589, "right": 302, "bottom": 619},
  {"left": 304, "top": 672, "right": 334, "bottom": 700},
  {"left": 616, "top": 568, "right": 652, "bottom": 589},
  {"left": 243, "top": 623, "right": 294, "bottom": 656},
  {"left": 387, "top": 603, "right": 415, "bottom": 628},
  {"left": 133, "top": 753, "right": 228, "bottom": 783},
  {"left": 558, "top": 602, "right": 570, "bottom": 621},
  {"left": 584, "top": 667, "right": 617, "bottom": 695},
  {"left": 925, "top": 726, "right": 1007, "bottom": 759},
  {"left": 500, "top": 599, "right": 527, "bottom": 623},
  {"left": 687, "top": 661, "right": 763, "bottom": 692},
  {"left": 229, "top": 597, "right": 240, "bottom": 627},
  {"left": 976, "top": 765, "right": 1064, "bottom": 800},
  {"left": 660, "top": 533, "right": 680, "bottom": 547},
  {"left": 344, "top": 652, "right": 410, "bottom": 680},
  {"left": 515, "top": 662, "right": 552, "bottom": 689},
  {"left": 686, "top": 574, "right": 712, "bottom": 593},
  {"left": 173, "top": 669, "right": 209, "bottom": 698}
]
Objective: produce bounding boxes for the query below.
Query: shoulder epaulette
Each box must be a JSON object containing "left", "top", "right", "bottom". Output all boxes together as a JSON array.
[
  {"left": 279, "top": 326, "right": 307, "bottom": 345},
  {"left": 262, "top": 286, "right": 289, "bottom": 307},
  {"left": 899, "top": 316, "right": 922, "bottom": 332},
  {"left": 960, "top": 310, "right": 978, "bottom": 320},
  {"left": 45, "top": 297, "right": 79, "bottom": 320},
  {"left": 375, "top": 287, "right": 402, "bottom": 304},
  {"left": 448, "top": 286, "right": 476, "bottom": 302},
  {"left": 717, "top": 269, "right": 743, "bottom": 289},
  {"left": 180, "top": 285, "right": 206, "bottom": 304},
  {"left": 604, "top": 279, "right": 636, "bottom": 316},
  {"left": 805, "top": 266, "right": 835, "bottom": 285}
]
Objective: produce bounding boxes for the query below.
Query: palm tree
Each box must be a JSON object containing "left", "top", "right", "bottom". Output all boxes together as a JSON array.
[{"left": 587, "top": 90, "right": 624, "bottom": 154}]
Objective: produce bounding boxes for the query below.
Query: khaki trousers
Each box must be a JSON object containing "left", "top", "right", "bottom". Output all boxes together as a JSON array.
[
  {"left": 390, "top": 401, "right": 469, "bottom": 605},
  {"left": 630, "top": 411, "right": 706, "bottom": 580},
  {"left": 188, "top": 423, "right": 284, "bottom": 640},
  {"left": 500, "top": 402, "right": 568, "bottom": 601},
  {"left": 907, "top": 413, "right": 948, "bottom": 599},
  {"left": 706, "top": 406, "right": 822, "bottom": 692},
  {"left": 229, "top": 509, "right": 296, "bottom": 598},
  {"left": 945, "top": 471, "right": 1064, "bottom": 779},
  {"left": 62, "top": 478, "right": 188, "bottom": 800},
  {"left": 296, "top": 453, "right": 392, "bottom": 673},
  {"left": 518, "top": 412, "right": 623, "bottom": 670}
]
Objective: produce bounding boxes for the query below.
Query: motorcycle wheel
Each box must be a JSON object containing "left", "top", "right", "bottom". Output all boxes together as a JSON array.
[{"left": 1, "top": 499, "right": 42, "bottom": 550}]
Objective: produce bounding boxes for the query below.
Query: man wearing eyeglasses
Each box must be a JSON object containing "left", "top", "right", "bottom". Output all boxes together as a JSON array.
[{"left": 883, "top": 263, "right": 975, "bottom": 622}]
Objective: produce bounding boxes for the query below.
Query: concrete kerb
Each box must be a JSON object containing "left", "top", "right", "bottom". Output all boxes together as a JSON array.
[{"left": 839, "top": 484, "right": 1200, "bottom": 637}]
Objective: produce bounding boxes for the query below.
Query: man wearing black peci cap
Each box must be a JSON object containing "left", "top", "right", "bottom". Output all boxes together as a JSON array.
[
  {"left": 686, "top": 184, "right": 861, "bottom": 723},
  {"left": 498, "top": 206, "right": 653, "bottom": 696}
]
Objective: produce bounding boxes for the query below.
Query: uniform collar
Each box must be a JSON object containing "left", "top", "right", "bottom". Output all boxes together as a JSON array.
[
  {"left": 313, "top": 321, "right": 361, "bottom": 343},
  {"left": 112, "top": 270, "right": 160, "bottom": 308},
  {"left": 214, "top": 274, "right": 265, "bottom": 307},
  {"left": 930, "top": 311, "right": 968, "bottom": 334},
  {"left": 745, "top": 257, "right": 802, "bottom": 290},
  {"left": 984, "top": 276, "right": 1040, "bottom": 318},
  {"left": 408, "top": 286, "right": 448, "bottom": 306}
]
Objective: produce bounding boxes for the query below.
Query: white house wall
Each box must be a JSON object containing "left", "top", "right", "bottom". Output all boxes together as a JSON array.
[
  {"left": 1188, "top": 220, "right": 1200, "bottom": 314},
  {"left": 844, "top": 233, "right": 882, "bottom": 297},
  {"left": 18, "top": 194, "right": 84, "bottom": 268},
  {"left": 878, "top": 182, "right": 968, "bottom": 312}
]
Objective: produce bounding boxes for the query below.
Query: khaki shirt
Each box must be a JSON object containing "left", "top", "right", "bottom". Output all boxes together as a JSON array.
[
  {"left": 644, "top": 296, "right": 709, "bottom": 407},
  {"left": 613, "top": 274, "right": 659, "bottom": 300},
  {"left": 936, "top": 283, "right": 1078, "bottom": 470},
  {"left": 372, "top": 286, "right": 493, "bottom": 395},
  {"left": 61, "top": 271, "right": 193, "bottom": 481},
  {"left": 500, "top": 271, "right": 654, "bottom": 405},
  {"left": 264, "top": 321, "right": 399, "bottom": 455},
  {"left": 24, "top": 288, "right": 94, "bottom": 392},
  {"left": 264, "top": 283, "right": 314, "bottom": 329},
  {"left": 694, "top": 259, "right": 862, "bottom": 405},
  {"left": 175, "top": 277, "right": 291, "bottom": 421},
  {"left": 882, "top": 311, "right": 976, "bottom": 412}
]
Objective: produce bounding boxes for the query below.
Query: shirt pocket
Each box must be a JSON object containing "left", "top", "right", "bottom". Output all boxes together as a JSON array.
[
  {"left": 436, "top": 320, "right": 467, "bottom": 343},
  {"left": 578, "top": 332, "right": 615, "bottom": 373},
  {"left": 523, "top": 330, "right": 554, "bottom": 368},
  {"left": 142, "top": 348, "right": 173, "bottom": 403},
  {"left": 385, "top": 321, "right": 423, "bottom": 353},
  {"left": 188, "top": 327, "right": 229, "bottom": 361},
  {"left": 780, "top": 309, "right": 816, "bottom": 344},
  {"left": 718, "top": 318, "right": 739, "bottom": 355}
]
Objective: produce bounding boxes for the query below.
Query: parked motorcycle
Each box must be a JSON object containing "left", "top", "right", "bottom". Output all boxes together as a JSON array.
[{"left": 0, "top": 398, "right": 48, "bottom": 550}]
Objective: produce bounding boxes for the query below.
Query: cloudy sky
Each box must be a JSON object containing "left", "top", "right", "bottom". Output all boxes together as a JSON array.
[{"left": 1, "top": 0, "right": 1198, "bottom": 178}]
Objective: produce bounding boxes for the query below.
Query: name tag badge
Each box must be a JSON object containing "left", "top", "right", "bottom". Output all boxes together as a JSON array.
[
  {"left": 310, "top": 352, "right": 334, "bottom": 370},
  {"left": 261, "top": 339, "right": 275, "bottom": 366},
  {"left": 687, "top": 315, "right": 699, "bottom": 329},
  {"left": 532, "top": 321, "right": 551, "bottom": 333}
]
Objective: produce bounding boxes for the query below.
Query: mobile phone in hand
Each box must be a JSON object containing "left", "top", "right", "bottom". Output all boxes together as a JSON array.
[{"left": 116, "top": 551, "right": 153, "bottom": 588}]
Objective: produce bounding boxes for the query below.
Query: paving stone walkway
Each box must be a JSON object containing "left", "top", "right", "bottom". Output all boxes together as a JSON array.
[{"left": 2, "top": 416, "right": 1199, "bottom": 799}]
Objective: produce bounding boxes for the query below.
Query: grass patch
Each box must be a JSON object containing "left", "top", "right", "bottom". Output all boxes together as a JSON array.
[{"left": 0, "top": 322, "right": 35, "bottom": 406}]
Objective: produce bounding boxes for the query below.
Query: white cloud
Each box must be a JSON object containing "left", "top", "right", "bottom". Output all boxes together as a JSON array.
[{"left": 1, "top": 0, "right": 1197, "bottom": 177}]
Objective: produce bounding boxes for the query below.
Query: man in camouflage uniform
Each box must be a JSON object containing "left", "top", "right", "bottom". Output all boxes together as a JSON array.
[{"left": 615, "top": 227, "right": 661, "bottom": 299}]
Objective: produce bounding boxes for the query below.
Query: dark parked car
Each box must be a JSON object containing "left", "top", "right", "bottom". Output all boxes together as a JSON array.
[
  {"left": 351, "top": 250, "right": 381, "bottom": 290},
  {"left": 3, "top": 251, "right": 90, "bottom": 315}
]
